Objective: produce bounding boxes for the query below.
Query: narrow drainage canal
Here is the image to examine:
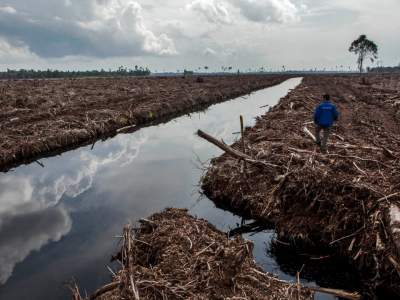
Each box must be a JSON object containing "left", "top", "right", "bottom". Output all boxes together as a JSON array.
[{"left": 0, "top": 78, "right": 355, "bottom": 299}]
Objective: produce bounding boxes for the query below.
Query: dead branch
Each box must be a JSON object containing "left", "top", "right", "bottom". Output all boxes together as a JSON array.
[
  {"left": 89, "top": 282, "right": 120, "bottom": 300},
  {"left": 197, "top": 129, "right": 280, "bottom": 168},
  {"left": 303, "top": 126, "right": 316, "bottom": 142},
  {"left": 306, "top": 286, "right": 361, "bottom": 300}
]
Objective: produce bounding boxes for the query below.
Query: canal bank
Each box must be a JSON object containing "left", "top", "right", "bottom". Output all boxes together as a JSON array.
[
  {"left": 201, "top": 74, "right": 400, "bottom": 298},
  {"left": 0, "top": 78, "right": 354, "bottom": 299}
]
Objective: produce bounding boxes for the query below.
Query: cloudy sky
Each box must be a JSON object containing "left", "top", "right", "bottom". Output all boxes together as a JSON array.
[{"left": 0, "top": 0, "right": 398, "bottom": 71}]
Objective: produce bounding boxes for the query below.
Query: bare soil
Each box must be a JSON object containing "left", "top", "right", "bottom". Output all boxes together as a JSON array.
[
  {"left": 72, "top": 208, "right": 314, "bottom": 300},
  {"left": 0, "top": 75, "right": 289, "bottom": 171},
  {"left": 201, "top": 74, "right": 400, "bottom": 298}
]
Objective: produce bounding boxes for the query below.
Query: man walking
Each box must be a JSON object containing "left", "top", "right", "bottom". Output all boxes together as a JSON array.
[{"left": 314, "top": 94, "right": 339, "bottom": 152}]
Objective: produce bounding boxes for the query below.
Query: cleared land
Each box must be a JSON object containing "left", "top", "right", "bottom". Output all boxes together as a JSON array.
[
  {"left": 72, "top": 208, "right": 317, "bottom": 300},
  {"left": 201, "top": 74, "right": 400, "bottom": 297},
  {"left": 0, "top": 75, "right": 289, "bottom": 171}
]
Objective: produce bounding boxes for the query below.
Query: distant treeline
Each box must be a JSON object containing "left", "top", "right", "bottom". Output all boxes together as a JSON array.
[
  {"left": 0, "top": 66, "right": 151, "bottom": 79},
  {"left": 368, "top": 66, "right": 400, "bottom": 73}
]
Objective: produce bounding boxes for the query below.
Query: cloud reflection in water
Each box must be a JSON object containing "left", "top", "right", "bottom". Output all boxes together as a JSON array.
[{"left": 0, "top": 131, "right": 147, "bottom": 284}]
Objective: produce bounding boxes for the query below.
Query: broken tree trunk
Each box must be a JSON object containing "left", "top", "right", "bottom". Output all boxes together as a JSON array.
[{"left": 197, "top": 129, "right": 280, "bottom": 169}]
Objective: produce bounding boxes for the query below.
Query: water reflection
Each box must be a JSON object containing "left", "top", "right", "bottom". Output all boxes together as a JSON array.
[
  {"left": 0, "top": 205, "right": 71, "bottom": 284},
  {"left": 0, "top": 132, "right": 147, "bottom": 285},
  {"left": 0, "top": 78, "right": 308, "bottom": 300}
]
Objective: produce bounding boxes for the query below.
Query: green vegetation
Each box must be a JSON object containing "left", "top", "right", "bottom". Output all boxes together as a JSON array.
[
  {"left": 349, "top": 35, "right": 378, "bottom": 73},
  {"left": 369, "top": 62, "right": 400, "bottom": 73},
  {"left": 183, "top": 69, "right": 194, "bottom": 76},
  {"left": 0, "top": 65, "right": 151, "bottom": 79}
]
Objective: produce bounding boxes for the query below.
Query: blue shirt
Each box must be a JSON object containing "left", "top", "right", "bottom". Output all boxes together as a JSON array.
[{"left": 314, "top": 101, "right": 339, "bottom": 127}]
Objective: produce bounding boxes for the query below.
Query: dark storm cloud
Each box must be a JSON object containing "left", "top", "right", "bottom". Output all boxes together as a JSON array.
[{"left": 0, "top": 12, "right": 107, "bottom": 57}]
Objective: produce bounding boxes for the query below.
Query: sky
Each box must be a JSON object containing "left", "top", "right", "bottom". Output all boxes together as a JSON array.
[{"left": 0, "top": 0, "right": 399, "bottom": 72}]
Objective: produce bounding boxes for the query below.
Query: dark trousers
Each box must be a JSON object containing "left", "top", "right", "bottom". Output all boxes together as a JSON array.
[{"left": 315, "top": 125, "right": 331, "bottom": 152}]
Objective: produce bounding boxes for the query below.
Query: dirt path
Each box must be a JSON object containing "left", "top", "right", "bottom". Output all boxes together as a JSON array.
[
  {"left": 0, "top": 75, "right": 290, "bottom": 171},
  {"left": 201, "top": 74, "right": 400, "bottom": 298}
]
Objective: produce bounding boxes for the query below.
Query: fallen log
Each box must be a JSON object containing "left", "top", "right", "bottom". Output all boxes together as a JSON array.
[
  {"left": 306, "top": 286, "right": 361, "bottom": 300},
  {"left": 197, "top": 129, "right": 280, "bottom": 168}
]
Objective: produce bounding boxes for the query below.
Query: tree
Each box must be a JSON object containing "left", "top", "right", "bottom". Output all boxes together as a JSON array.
[
  {"left": 183, "top": 69, "right": 194, "bottom": 76},
  {"left": 349, "top": 35, "right": 378, "bottom": 73}
]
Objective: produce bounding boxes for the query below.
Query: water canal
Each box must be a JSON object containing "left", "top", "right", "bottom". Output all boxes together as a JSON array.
[{"left": 0, "top": 78, "right": 353, "bottom": 299}]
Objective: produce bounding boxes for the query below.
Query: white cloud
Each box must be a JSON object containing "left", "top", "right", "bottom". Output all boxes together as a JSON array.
[
  {"left": 0, "top": 6, "right": 17, "bottom": 14},
  {"left": 187, "top": 0, "right": 232, "bottom": 24},
  {"left": 0, "top": 0, "right": 399, "bottom": 70},
  {"left": 0, "top": 38, "right": 38, "bottom": 63},
  {"left": 0, "top": 176, "right": 34, "bottom": 220},
  {"left": 233, "top": 0, "right": 301, "bottom": 23},
  {"left": 0, "top": 0, "right": 177, "bottom": 58},
  {"left": 79, "top": 0, "right": 178, "bottom": 56},
  {"left": 203, "top": 47, "right": 217, "bottom": 55},
  {"left": 90, "top": 0, "right": 178, "bottom": 55}
]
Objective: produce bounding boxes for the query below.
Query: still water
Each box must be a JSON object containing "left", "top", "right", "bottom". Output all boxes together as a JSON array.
[{"left": 0, "top": 78, "right": 345, "bottom": 299}]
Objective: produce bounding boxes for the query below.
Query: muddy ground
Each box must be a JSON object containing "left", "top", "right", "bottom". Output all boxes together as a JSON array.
[
  {"left": 201, "top": 74, "right": 400, "bottom": 298},
  {"left": 72, "top": 209, "right": 316, "bottom": 300},
  {"left": 0, "top": 75, "right": 290, "bottom": 171}
]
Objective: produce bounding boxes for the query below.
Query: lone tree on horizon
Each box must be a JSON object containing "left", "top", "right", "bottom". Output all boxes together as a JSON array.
[{"left": 349, "top": 34, "right": 378, "bottom": 73}]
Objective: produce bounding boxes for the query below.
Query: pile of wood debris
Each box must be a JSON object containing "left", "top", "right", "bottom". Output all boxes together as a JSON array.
[
  {"left": 200, "top": 74, "right": 400, "bottom": 297},
  {"left": 72, "top": 208, "right": 359, "bottom": 300},
  {"left": 0, "top": 75, "right": 290, "bottom": 171}
]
